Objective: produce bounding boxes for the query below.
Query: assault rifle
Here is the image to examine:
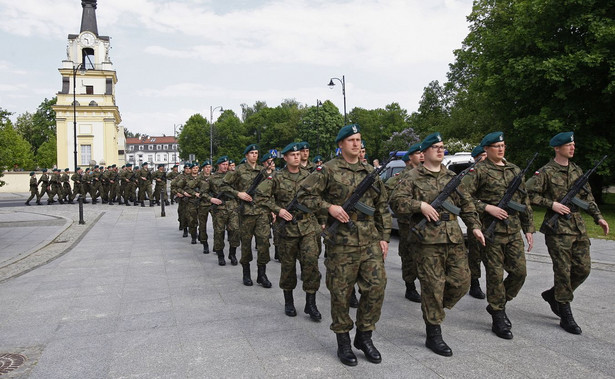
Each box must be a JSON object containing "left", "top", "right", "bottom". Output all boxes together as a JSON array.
[
  {"left": 321, "top": 152, "right": 397, "bottom": 245},
  {"left": 411, "top": 161, "right": 477, "bottom": 240},
  {"left": 484, "top": 152, "right": 538, "bottom": 242},
  {"left": 541, "top": 155, "right": 607, "bottom": 233},
  {"left": 273, "top": 195, "right": 312, "bottom": 236},
  {"left": 237, "top": 161, "right": 272, "bottom": 214}
]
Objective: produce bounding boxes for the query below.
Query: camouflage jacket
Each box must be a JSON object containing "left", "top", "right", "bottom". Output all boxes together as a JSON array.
[
  {"left": 463, "top": 158, "right": 535, "bottom": 235},
  {"left": 171, "top": 173, "right": 187, "bottom": 195},
  {"left": 209, "top": 171, "right": 236, "bottom": 211},
  {"left": 50, "top": 172, "right": 61, "bottom": 184},
  {"left": 29, "top": 176, "right": 37, "bottom": 189},
  {"left": 71, "top": 173, "right": 82, "bottom": 185},
  {"left": 61, "top": 173, "right": 70, "bottom": 183},
  {"left": 166, "top": 171, "right": 179, "bottom": 182},
  {"left": 91, "top": 170, "right": 102, "bottom": 184},
  {"left": 138, "top": 168, "right": 152, "bottom": 183},
  {"left": 153, "top": 170, "right": 166, "bottom": 185},
  {"left": 219, "top": 162, "right": 267, "bottom": 216},
  {"left": 297, "top": 156, "right": 391, "bottom": 246},
  {"left": 385, "top": 165, "right": 417, "bottom": 224},
  {"left": 526, "top": 159, "right": 603, "bottom": 235},
  {"left": 256, "top": 167, "right": 316, "bottom": 237},
  {"left": 390, "top": 164, "right": 480, "bottom": 245},
  {"left": 38, "top": 173, "right": 49, "bottom": 185},
  {"left": 300, "top": 161, "right": 316, "bottom": 173}
]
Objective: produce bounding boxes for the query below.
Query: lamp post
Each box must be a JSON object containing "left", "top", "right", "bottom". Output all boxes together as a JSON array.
[
  {"left": 72, "top": 62, "right": 86, "bottom": 171},
  {"left": 328, "top": 75, "right": 346, "bottom": 124},
  {"left": 209, "top": 106, "right": 223, "bottom": 164},
  {"left": 316, "top": 99, "right": 322, "bottom": 155}
]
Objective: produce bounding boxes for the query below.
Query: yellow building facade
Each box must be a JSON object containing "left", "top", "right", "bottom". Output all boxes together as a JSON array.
[{"left": 53, "top": 0, "right": 124, "bottom": 170}]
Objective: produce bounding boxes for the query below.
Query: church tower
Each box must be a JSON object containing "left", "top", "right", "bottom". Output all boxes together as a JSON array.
[{"left": 54, "top": 0, "right": 125, "bottom": 170}]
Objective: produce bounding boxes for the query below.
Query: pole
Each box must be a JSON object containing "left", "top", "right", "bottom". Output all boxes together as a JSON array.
[
  {"left": 73, "top": 66, "right": 78, "bottom": 172},
  {"left": 209, "top": 106, "right": 213, "bottom": 165},
  {"left": 341, "top": 75, "right": 347, "bottom": 124}
]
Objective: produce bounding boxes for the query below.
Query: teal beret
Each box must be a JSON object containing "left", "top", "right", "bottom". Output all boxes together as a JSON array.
[
  {"left": 216, "top": 156, "right": 229, "bottom": 165},
  {"left": 298, "top": 142, "right": 310, "bottom": 150},
  {"left": 112, "top": 164, "right": 116, "bottom": 168},
  {"left": 121, "top": 165, "right": 125, "bottom": 169},
  {"left": 64, "top": 168, "right": 69, "bottom": 172},
  {"left": 260, "top": 153, "right": 273, "bottom": 163},
  {"left": 229, "top": 159, "right": 235, "bottom": 164},
  {"left": 281, "top": 142, "right": 300, "bottom": 155},
  {"left": 126, "top": 163, "right": 132, "bottom": 167},
  {"left": 42, "top": 168, "right": 47, "bottom": 172},
  {"left": 142, "top": 162, "right": 148, "bottom": 166},
  {"left": 134, "top": 165, "right": 139, "bottom": 169},
  {"left": 480, "top": 131, "right": 504, "bottom": 147},
  {"left": 312, "top": 155, "right": 323, "bottom": 163},
  {"left": 94, "top": 165, "right": 99, "bottom": 169},
  {"left": 335, "top": 124, "right": 360, "bottom": 143},
  {"left": 76, "top": 167, "right": 81, "bottom": 171},
  {"left": 172, "top": 164, "right": 178, "bottom": 168},
  {"left": 550, "top": 131, "right": 574, "bottom": 147},
  {"left": 240, "top": 158, "right": 246, "bottom": 164},
  {"left": 85, "top": 168, "right": 90, "bottom": 172},
  {"left": 30, "top": 171, "right": 35, "bottom": 176},
  {"left": 420, "top": 132, "right": 443, "bottom": 151},
  {"left": 408, "top": 142, "right": 421, "bottom": 155},
  {"left": 361, "top": 140, "right": 366, "bottom": 149},
  {"left": 201, "top": 160, "right": 211, "bottom": 167},
  {"left": 401, "top": 152, "right": 410, "bottom": 162},
  {"left": 243, "top": 144, "right": 259, "bottom": 155},
  {"left": 158, "top": 164, "right": 165, "bottom": 168},
  {"left": 184, "top": 163, "right": 192, "bottom": 169},
  {"left": 471, "top": 145, "right": 485, "bottom": 158}
]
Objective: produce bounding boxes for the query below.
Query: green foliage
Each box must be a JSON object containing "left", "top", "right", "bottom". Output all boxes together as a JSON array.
[
  {"left": 298, "top": 100, "right": 344, "bottom": 159},
  {"left": 213, "top": 110, "right": 250, "bottom": 161},
  {"left": 36, "top": 136, "right": 58, "bottom": 169},
  {"left": 15, "top": 97, "right": 57, "bottom": 155},
  {"left": 0, "top": 108, "right": 35, "bottom": 183},
  {"left": 382, "top": 127, "right": 421, "bottom": 154},
  {"left": 177, "top": 114, "right": 210, "bottom": 163}
]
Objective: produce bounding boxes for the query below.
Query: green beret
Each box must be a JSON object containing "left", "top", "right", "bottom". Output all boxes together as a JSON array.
[
  {"left": 30, "top": 171, "right": 35, "bottom": 176},
  {"left": 76, "top": 167, "right": 81, "bottom": 171},
  {"left": 64, "top": 168, "right": 69, "bottom": 172},
  {"left": 312, "top": 155, "right": 323, "bottom": 163},
  {"left": 112, "top": 164, "right": 116, "bottom": 168},
  {"left": 243, "top": 144, "right": 259, "bottom": 155},
  {"left": 200, "top": 160, "right": 211, "bottom": 167},
  {"left": 550, "top": 131, "right": 574, "bottom": 147},
  {"left": 229, "top": 159, "right": 235, "bottom": 164},
  {"left": 184, "top": 163, "right": 192, "bottom": 169},
  {"left": 260, "top": 153, "right": 273, "bottom": 163},
  {"left": 240, "top": 158, "right": 246, "bottom": 164},
  {"left": 158, "top": 164, "right": 165, "bottom": 168},
  {"left": 298, "top": 142, "right": 310, "bottom": 150},
  {"left": 172, "top": 164, "right": 178, "bottom": 168},
  {"left": 42, "top": 168, "right": 48, "bottom": 172},
  {"left": 126, "top": 163, "right": 132, "bottom": 167},
  {"left": 408, "top": 142, "right": 421, "bottom": 155},
  {"left": 134, "top": 165, "right": 139, "bottom": 169},
  {"left": 94, "top": 165, "right": 99, "bottom": 169},
  {"left": 471, "top": 145, "right": 485, "bottom": 158},
  {"left": 401, "top": 152, "right": 410, "bottom": 162},
  {"left": 281, "top": 142, "right": 300, "bottom": 155},
  {"left": 142, "top": 162, "right": 148, "bottom": 166},
  {"left": 107, "top": 165, "right": 112, "bottom": 169},
  {"left": 480, "top": 131, "right": 504, "bottom": 147},
  {"left": 85, "top": 168, "right": 90, "bottom": 172},
  {"left": 420, "top": 132, "right": 443, "bottom": 151},
  {"left": 336, "top": 124, "right": 360, "bottom": 143},
  {"left": 215, "top": 156, "right": 229, "bottom": 165},
  {"left": 361, "top": 140, "right": 366, "bottom": 149}
]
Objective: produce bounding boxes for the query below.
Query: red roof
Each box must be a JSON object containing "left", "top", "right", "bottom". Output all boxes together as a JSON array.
[{"left": 126, "top": 136, "right": 177, "bottom": 144}]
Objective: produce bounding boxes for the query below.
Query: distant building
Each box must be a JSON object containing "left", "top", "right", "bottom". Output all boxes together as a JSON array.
[{"left": 125, "top": 137, "right": 180, "bottom": 169}]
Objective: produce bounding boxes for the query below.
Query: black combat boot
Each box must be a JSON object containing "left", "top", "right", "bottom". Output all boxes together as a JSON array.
[
  {"left": 541, "top": 287, "right": 560, "bottom": 317},
  {"left": 283, "top": 290, "right": 297, "bottom": 317},
  {"left": 202, "top": 242, "right": 210, "bottom": 254},
  {"left": 405, "top": 282, "right": 421, "bottom": 303},
  {"left": 559, "top": 302, "right": 582, "bottom": 334},
  {"left": 274, "top": 246, "right": 280, "bottom": 261},
  {"left": 125, "top": 201, "right": 131, "bottom": 206},
  {"left": 354, "top": 330, "right": 382, "bottom": 363},
  {"left": 216, "top": 250, "right": 226, "bottom": 266},
  {"left": 118, "top": 199, "right": 124, "bottom": 205},
  {"left": 140, "top": 201, "right": 145, "bottom": 207},
  {"left": 108, "top": 200, "right": 113, "bottom": 205},
  {"left": 25, "top": 201, "right": 30, "bottom": 206},
  {"left": 336, "top": 332, "right": 358, "bottom": 366},
  {"left": 256, "top": 264, "right": 272, "bottom": 288},
  {"left": 36, "top": 200, "right": 42, "bottom": 205},
  {"left": 487, "top": 305, "right": 513, "bottom": 339},
  {"left": 349, "top": 287, "right": 359, "bottom": 308},
  {"left": 242, "top": 264, "right": 253, "bottom": 286},
  {"left": 149, "top": 200, "right": 154, "bottom": 207},
  {"left": 425, "top": 324, "right": 452, "bottom": 356},
  {"left": 304, "top": 292, "right": 322, "bottom": 321},
  {"left": 183, "top": 227, "right": 188, "bottom": 238},
  {"left": 165, "top": 200, "right": 170, "bottom": 206},
  {"left": 228, "top": 247, "right": 238, "bottom": 266},
  {"left": 469, "top": 278, "right": 486, "bottom": 299},
  {"left": 191, "top": 234, "right": 197, "bottom": 244}
]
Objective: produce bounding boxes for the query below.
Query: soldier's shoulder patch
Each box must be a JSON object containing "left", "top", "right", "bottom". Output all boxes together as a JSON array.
[
  {"left": 534, "top": 170, "right": 540, "bottom": 175},
  {"left": 469, "top": 167, "right": 475, "bottom": 172},
  {"left": 394, "top": 172, "right": 400, "bottom": 176},
  {"left": 267, "top": 175, "right": 273, "bottom": 180},
  {"left": 316, "top": 165, "right": 324, "bottom": 172}
]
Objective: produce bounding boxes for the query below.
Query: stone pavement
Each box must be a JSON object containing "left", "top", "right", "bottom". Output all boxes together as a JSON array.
[{"left": 0, "top": 192, "right": 614, "bottom": 378}]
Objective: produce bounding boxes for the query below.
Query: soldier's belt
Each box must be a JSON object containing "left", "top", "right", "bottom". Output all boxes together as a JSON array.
[
  {"left": 349, "top": 212, "right": 373, "bottom": 222},
  {"left": 439, "top": 212, "right": 456, "bottom": 222}
]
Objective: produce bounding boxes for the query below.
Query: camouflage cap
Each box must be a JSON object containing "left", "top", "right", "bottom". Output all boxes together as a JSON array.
[
  {"left": 243, "top": 144, "right": 259, "bottom": 155},
  {"left": 216, "top": 156, "right": 229, "bottom": 165},
  {"left": 550, "top": 131, "right": 574, "bottom": 147},
  {"left": 471, "top": 145, "right": 485, "bottom": 158},
  {"left": 335, "top": 124, "right": 360, "bottom": 143},
  {"left": 480, "top": 131, "right": 504, "bottom": 147},
  {"left": 281, "top": 142, "right": 299, "bottom": 155},
  {"left": 420, "top": 132, "right": 443, "bottom": 151}
]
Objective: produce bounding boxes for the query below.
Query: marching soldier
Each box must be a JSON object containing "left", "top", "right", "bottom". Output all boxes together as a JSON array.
[
  {"left": 166, "top": 165, "right": 179, "bottom": 204},
  {"left": 138, "top": 162, "right": 154, "bottom": 207},
  {"left": 385, "top": 142, "right": 423, "bottom": 303},
  {"left": 101, "top": 166, "right": 111, "bottom": 204},
  {"left": 25, "top": 171, "right": 42, "bottom": 205},
  {"left": 172, "top": 164, "right": 192, "bottom": 237},
  {"left": 526, "top": 131, "right": 609, "bottom": 334},
  {"left": 297, "top": 124, "right": 391, "bottom": 366},
  {"left": 256, "top": 142, "right": 322, "bottom": 320},
  {"left": 91, "top": 165, "right": 102, "bottom": 204},
  {"left": 130, "top": 165, "right": 140, "bottom": 205},
  {"left": 463, "top": 131, "right": 535, "bottom": 340},
  {"left": 298, "top": 142, "right": 315, "bottom": 172},
  {"left": 61, "top": 168, "right": 73, "bottom": 203},
  {"left": 313, "top": 155, "right": 323, "bottom": 166},
  {"left": 390, "top": 132, "right": 484, "bottom": 357},
  {"left": 82, "top": 168, "right": 92, "bottom": 202},
  {"left": 220, "top": 144, "right": 273, "bottom": 288},
  {"left": 228, "top": 160, "right": 236, "bottom": 171},
  {"left": 49, "top": 169, "right": 64, "bottom": 204},
  {"left": 109, "top": 165, "right": 120, "bottom": 204},
  {"left": 153, "top": 164, "right": 169, "bottom": 206},
  {"left": 71, "top": 167, "right": 87, "bottom": 203},
  {"left": 182, "top": 164, "right": 202, "bottom": 244},
  {"left": 38, "top": 168, "right": 50, "bottom": 202},
  {"left": 210, "top": 156, "right": 240, "bottom": 266},
  {"left": 198, "top": 161, "right": 213, "bottom": 254}
]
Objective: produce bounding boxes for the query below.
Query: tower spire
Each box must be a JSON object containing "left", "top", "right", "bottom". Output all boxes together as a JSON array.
[{"left": 80, "top": 0, "right": 99, "bottom": 36}]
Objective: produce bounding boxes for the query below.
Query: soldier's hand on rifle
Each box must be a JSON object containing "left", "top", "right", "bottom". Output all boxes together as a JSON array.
[
  {"left": 551, "top": 201, "right": 571, "bottom": 216},
  {"left": 473, "top": 229, "right": 486, "bottom": 246},
  {"left": 278, "top": 208, "right": 293, "bottom": 222},
  {"left": 485, "top": 204, "right": 508, "bottom": 220},
  {"left": 183, "top": 191, "right": 191, "bottom": 197},
  {"left": 598, "top": 219, "right": 609, "bottom": 235},
  {"left": 238, "top": 192, "right": 252, "bottom": 202},
  {"left": 195, "top": 192, "right": 201, "bottom": 198},
  {"left": 420, "top": 201, "right": 439, "bottom": 222},
  {"left": 210, "top": 198, "right": 222, "bottom": 205},
  {"left": 328, "top": 204, "right": 349, "bottom": 223},
  {"left": 525, "top": 232, "right": 534, "bottom": 252},
  {"left": 380, "top": 241, "right": 388, "bottom": 260}
]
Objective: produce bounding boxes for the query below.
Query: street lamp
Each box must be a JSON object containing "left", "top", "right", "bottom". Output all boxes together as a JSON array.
[
  {"left": 328, "top": 75, "right": 346, "bottom": 124},
  {"left": 209, "top": 106, "right": 223, "bottom": 163},
  {"left": 72, "top": 62, "right": 86, "bottom": 171},
  {"left": 316, "top": 99, "right": 322, "bottom": 155}
]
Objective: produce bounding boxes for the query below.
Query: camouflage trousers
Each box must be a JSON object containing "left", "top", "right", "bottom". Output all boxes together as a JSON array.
[
  {"left": 101, "top": 183, "right": 110, "bottom": 201},
  {"left": 38, "top": 185, "right": 50, "bottom": 199},
  {"left": 198, "top": 203, "right": 210, "bottom": 244},
  {"left": 239, "top": 213, "right": 271, "bottom": 266},
  {"left": 49, "top": 183, "right": 63, "bottom": 201},
  {"left": 124, "top": 182, "right": 135, "bottom": 202},
  {"left": 26, "top": 187, "right": 40, "bottom": 203},
  {"left": 90, "top": 181, "right": 101, "bottom": 200},
  {"left": 545, "top": 233, "right": 591, "bottom": 303},
  {"left": 62, "top": 183, "right": 73, "bottom": 201},
  {"left": 186, "top": 199, "right": 200, "bottom": 236},
  {"left": 325, "top": 242, "right": 386, "bottom": 333},
  {"left": 212, "top": 208, "right": 240, "bottom": 251},
  {"left": 72, "top": 183, "right": 84, "bottom": 199},
  {"left": 467, "top": 232, "right": 483, "bottom": 280},
  {"left": 416, "top": 243, "right": 470, "bottom": 325},
  {"left": 398, "top": 222, "right": 418, "bottom": 285},
  {"left": 154, "top": 184, "right": 167, "bottom": 203},
  {"left": 177, "top": 197, "right": 188, "bottom": 229},
  {"left": 278, "top": 232, "right": 321, "bottom": 293},
  {"left": 138, "top": 183, "right": 153, "bottom": 203},
  {"left": 482, "top": 232, "right": 527, "bottom": 311}
]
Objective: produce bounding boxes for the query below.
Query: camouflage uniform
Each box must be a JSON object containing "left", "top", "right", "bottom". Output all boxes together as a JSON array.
[
  {"left": 197, "top": 174, "right": 212, "bottom": 247},
  {"left": 390, "top": 164, "right": 481, "bottom": 325},
  {"left": 138, "top": 166, "right": 154, "bottom": 205},
  {"left": 91, "top": 169, "right": 102, "bottom": 202},
  {"left": 101, "top": 169, "right": 111, "bottom": 202},
  {"left": 257, "top": 167, "right": 321, "bottom": 292},
  {"left": 61, "top": 171, "right": 72, "bottom": 202},
  {"left": 526, "top": 159, "right": 603, "bottom": 303},
  {"left": 463, "top": 158, "right": 535, "bottom": 311},
  {"left": 71, "top": 172, "right": 84, "bottom": 200},
  {"left": 26, "top": 174, "right": 40, "bottom": 204},
  {"left": 153, "top": 169, "right": 168, "bottom": 204},
  {"left": 183, "top": 174, "right": 201, "bottom": 240},
  {"left": 209, "top": 171, "right": 240, "bottom": 255},
  {"left": 38, "top": 172, "right": 50, "bottom": 200},
  {"left": 171, "top": 171, "right": 189, "bottom": 230},
  {"left": 82, "top": 170, "right": 92, "bottom": 200},
  {"left": 49, "top": 171, "right": 63, "bottom": 203},
  {"left": 166, "top": 170, "right": 179, "bottom": 204},
  {"left": 297, "top": 156, "right": 391, "bottom": 333}
]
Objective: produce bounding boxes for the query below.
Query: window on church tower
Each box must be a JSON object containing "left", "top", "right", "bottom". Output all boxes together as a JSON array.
[
  {"left": 81, "top": 145, "right": 91, "bottom": 165},
  {"left": 82, "top": 48, "right": 95, "bottom": 69},
  {"left": 86, "top": 86, "right": 94, "bottom": 95}
]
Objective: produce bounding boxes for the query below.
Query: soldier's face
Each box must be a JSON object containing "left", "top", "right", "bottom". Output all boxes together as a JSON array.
[
  {"left": 424, "top": 143, "right": 445, "bottom": 163},
  {"left": 246, "top": 151, "right": 258, "bottom": 164},
  {"left": 229, "top": 163, "right": 235, "bottom": 171},
  {"left": 359, "top": 148, "right": 366, "bottom": 159},
  {"left": 485, "top": 142, "right": 506, "bottom": 161},
  {"left": 555, "top": 142, "right": 575, "bottom": 159},
  {"left": 474, "top": 152, "right": 487, "bottom": 163},
  {"left": 284, "top": 151, "right": 301, "bottom": 167},
  {"left": 203, "top": 165, "right": 211, "bottom": 175},
  {"left": 300, "top": 149, "right": 309, "bottom": 160},
  {"left": 191, "top": 166, "right": 199, "bottom": 175},
  {"left": 340, "top": 134, "right": 362, "bottom": 158},
  {"left": 410, "top": 151, "right": 424, "bottom": 166},
  {"left": 218, "top": 162, "right": 228, "bottom": 173}
]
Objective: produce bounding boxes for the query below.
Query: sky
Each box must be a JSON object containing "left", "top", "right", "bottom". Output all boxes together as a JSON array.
[{"left": 0, "top": 0, "right": 474, "bottom": 137}]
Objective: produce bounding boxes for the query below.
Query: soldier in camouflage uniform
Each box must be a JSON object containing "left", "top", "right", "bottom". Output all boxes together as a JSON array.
[
  {"left": 166, "top": 165, "right": 179, "bottom": 204},
  {"left": 182, "top": 164, "right": 202, "bottom": 244},
  {"left": 220, "top": 144, "right": 273, "bottom": 288},
  {"left": 25, "top": 171, "right": 42, "bottom": 205},
  {"left": 172, "top": 164, "right": 192, "bottom": 237},
  {"left": 463, "top": 131, "right": 535, "bottom": 340},
  {"left": 385, "top": 142, "right": 423, "bottom": 303},
  {"left": 90, "top": 166, "right": 102, "bottom": 204},
  {"left": 198, "top": 161, "right": 213, "bottom": 254},
  {"left": 210, "top": 156, "right": 240, "bottom": 266},
  {"left": 49, "top": 169, "right": 64, "bottom": 204},
  {"left": 465, "top": 145, "right": 488, "bottom": 299},
  {"left": 109, "top": 165, "right": 120, "bottom": 204},
  {"left": 526, "top": 131, "right": 609, "bottom": 335},
  {"left": 390, "top": 132, "right": 484, "bottom": 357},
  {"left": 71, "top": 167, "right": 87, "bottom": 203},
  {"left": 82, "top": 168, "right": 92, "bottom": 202},
  {"left": 256, "top": 142, "right": 322, "bottom": 321},
  {"left": 153, "top": 164, "right": 169, "bottom": 206},
  {"left": 299, "top": 142, "right": 315, "bottom": 172},
  {"left": 138, "top": 162, "right": 154, "bottom": 207},
  {"left": 297, "top": 124, "right": 391, "bottom": 366},
  {"left": 228, "top": 160, "right": 236, "bottom": 171},
  {"left": 37, "top": 168, "right": 50, "bottom": 202},
  {"left": 61, "top": 168, "right": 73, "bottom": 203},
  {"left": 121, "top": 164, "right": 134, "bottom": 206},
  {"left": 101, "top": 166, "right": 111, "bottom": 204}
]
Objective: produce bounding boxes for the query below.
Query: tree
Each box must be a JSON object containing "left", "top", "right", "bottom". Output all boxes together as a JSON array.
[
  {"left": 0, "top": 108, "right": 35, "bottom": 184},
  {"left": 213, "top": 110, "right": 250, "bottom": 161},
  {"left": 298, "top": 100, "right": 344, "bottom": 159},
  {"left": 36, "top": 136, "right": 58, "bottom": 169},
  {"left": 177, "top": 114, "right": 210, "bottom": 162},
  {"left": 15, "top": 97, "right": 57, "bottom": 155}
]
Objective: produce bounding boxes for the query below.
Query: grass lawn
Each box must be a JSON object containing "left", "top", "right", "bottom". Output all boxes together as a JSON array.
[{"left": 532, "top": 193, "right": 615, "bottom": 241}]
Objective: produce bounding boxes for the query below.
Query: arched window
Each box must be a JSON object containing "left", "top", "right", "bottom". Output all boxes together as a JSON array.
[{"left": 82, "top": 48, "right": 95, "bottom": 69}]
